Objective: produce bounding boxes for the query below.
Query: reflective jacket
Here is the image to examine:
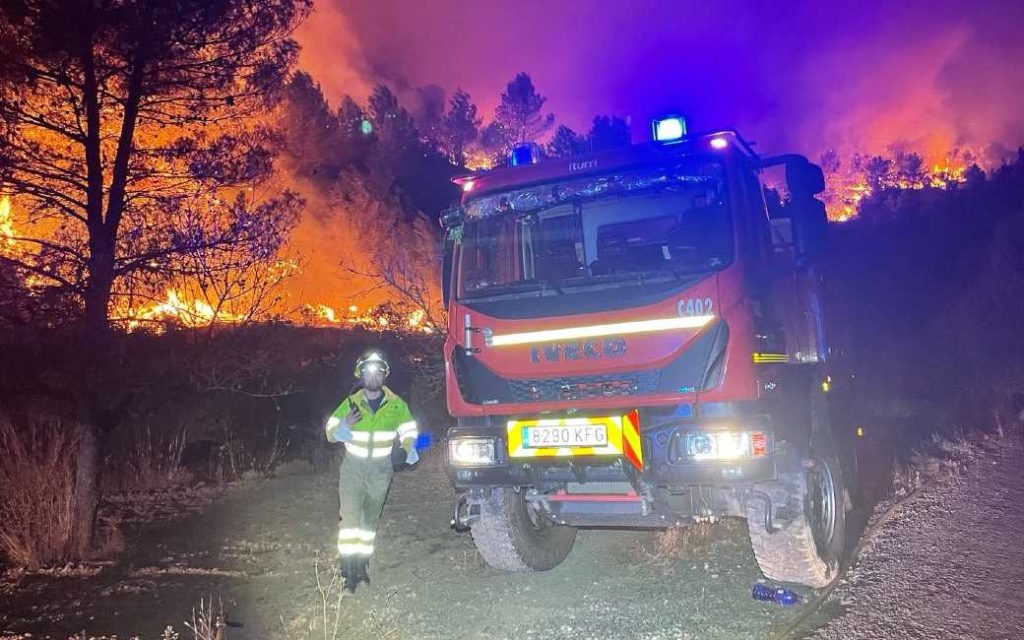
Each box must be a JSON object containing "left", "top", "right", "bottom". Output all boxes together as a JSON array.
[{"left": 325, "top": 386, "right": 417, "bottom": 459}]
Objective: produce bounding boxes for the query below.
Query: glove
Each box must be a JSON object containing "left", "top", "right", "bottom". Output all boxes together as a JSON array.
[
  {"left": 406, "top": 447, "right": 419, "bottom": 465},
  {"left": 327, "top": 417, "right": 353, "bottom": 443},
  {"left": 334, "top": 425, "right": 354, "bottom": 443}
]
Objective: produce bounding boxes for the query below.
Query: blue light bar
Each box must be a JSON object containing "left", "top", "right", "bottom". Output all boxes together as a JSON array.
[
  {"left": 652, "top": 116, "right": 687, "bottom": 143},
  {"left": 510, "top": 142, "right": 540, "bottom": 166}
]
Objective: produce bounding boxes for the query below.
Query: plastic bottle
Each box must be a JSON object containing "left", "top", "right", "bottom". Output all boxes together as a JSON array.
[{"left": 751, "top": 583, "right": 802, "bottom": 606}]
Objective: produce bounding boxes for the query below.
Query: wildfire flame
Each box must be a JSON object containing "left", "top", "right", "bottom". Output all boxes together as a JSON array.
[
  {"left": 0, "top": 196, "right": 15, "bottom": 250},
  {"left": 822, "top": 148, "right": 978, "bottom": 221},
  {"left": 305, "top": 302, "right": 433, "bottom": 334},
  {"left": 115, "top": 289, "right": 246, "bottom": 332}
]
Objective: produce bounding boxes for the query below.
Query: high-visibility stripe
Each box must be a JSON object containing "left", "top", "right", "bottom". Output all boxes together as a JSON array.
[
  {"left": 488, "top": 315, "right": 716, "bottom": 347},
  {"left": 337, "top": 542, "right": 374, "bottom": 556},
  {"left": 397, "top": 420, "right": 418, "bottom": 437},
  {"left": 338, "top": 528, "right": 376, "bottom": 542},
  {"left": 350, "top": 430, "right": 397, "bottom": 443},
  {"left": 344, "top": 443, "right": 393, "bottom": 458}
]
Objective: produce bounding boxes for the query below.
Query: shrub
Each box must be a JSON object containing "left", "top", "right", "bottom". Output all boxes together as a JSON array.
[{"left": 0, "top": 415, "right": 79, "bottom": 568}]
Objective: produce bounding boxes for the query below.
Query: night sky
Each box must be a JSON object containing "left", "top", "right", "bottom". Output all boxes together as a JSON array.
[{"left": 297, "top": 0, "right": 1024, "bottom": 160}]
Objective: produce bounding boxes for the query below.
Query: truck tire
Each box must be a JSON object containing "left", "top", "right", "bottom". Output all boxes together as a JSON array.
[
  {"left": 471, "top": 487, "right": 577, "bottom": 572},
  {"left": 747, "top": 391, "right": 847, "bottom": 588}
]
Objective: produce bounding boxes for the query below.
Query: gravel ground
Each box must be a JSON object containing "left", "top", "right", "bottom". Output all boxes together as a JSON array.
[
  {"left": 809, "top": 435, "right": 1024, "bottom": 640},
  {"left": 1, "top": 452, "right": 815, "bottom": 639},
  {"left": 11, "top": 434, "right": 1019, "bottom": 640}
]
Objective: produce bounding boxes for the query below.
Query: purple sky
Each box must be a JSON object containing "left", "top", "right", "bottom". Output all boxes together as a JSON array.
[{"left": 298, "top": 0, "right": 1024, "bottom": 160}]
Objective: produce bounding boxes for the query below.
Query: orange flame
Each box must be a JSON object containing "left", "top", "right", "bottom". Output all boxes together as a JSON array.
[
  {"left": 0, "top": 196, "right": 16, "bottom": 250},
  {"left": 822, "top": 148, "right": 978, "bottom": 222}
]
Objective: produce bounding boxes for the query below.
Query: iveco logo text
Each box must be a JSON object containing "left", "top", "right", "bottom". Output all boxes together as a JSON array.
[{"left": 530, "top": 338, "right": 627, "bottom": 363}]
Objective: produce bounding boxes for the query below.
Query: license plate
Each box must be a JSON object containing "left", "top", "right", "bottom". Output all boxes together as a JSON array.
[
  {"left": 524, "top": 424, "right": 608, "bottom": 448},
  {"left": 507, "top": 412, "right": 644, "bottom": 470}
]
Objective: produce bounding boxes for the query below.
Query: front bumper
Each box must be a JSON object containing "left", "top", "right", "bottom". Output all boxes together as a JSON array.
[{"left": 446, "top": 416, "right": 782, "bottom": 527}]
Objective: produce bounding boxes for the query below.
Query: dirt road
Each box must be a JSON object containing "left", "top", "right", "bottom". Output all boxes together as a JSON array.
[
  {"left": 4, "top": 436, "right": 1020, "bottom": 640},
  {"left": 1, "top": 453, "right": 811, "bottom": 639},
  {"left": 808, "top": 436, "right": 1024, "bottom": 640}
]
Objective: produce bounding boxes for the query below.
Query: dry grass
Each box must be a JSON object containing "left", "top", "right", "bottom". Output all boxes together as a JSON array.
[
  {"left": 637, "top": 520, "right": 739, "bottom": 567},
  {"left": 0, "top": 415, "right": 79, "bottom": 568},
  {"left": 106, "top": 425, "right": 192, "bottom": 494},
  {"left": 363, "top": 589, "right": 404, "bottom": 640},
  {"left": 892, "top": 432, "right": 986, "bottom": 497},
  {"left": 184, "top": 596, "right": 226, "bottom": 640}
]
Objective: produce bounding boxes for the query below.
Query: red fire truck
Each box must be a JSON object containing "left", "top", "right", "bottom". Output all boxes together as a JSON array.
[{"left": 441, "top": 117, "right": 850, "bottom": 588}]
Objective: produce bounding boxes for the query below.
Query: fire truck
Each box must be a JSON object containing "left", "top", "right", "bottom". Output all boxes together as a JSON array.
[{"left": 440, "top": 117, "right": 851, "bottom": 588}]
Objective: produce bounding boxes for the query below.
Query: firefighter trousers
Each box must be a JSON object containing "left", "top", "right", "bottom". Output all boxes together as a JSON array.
[{"left": 337, "top": 453, "right": 393, "bottom": 559}]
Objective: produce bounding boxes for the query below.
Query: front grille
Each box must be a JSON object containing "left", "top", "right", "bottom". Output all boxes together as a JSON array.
[{"left": 509, "top": 371, "right": 661, "bottom": 402}]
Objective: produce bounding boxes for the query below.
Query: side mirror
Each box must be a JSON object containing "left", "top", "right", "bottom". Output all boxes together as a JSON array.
[{"left": 761, "top": 155, "right": 828, "bottom": 261}]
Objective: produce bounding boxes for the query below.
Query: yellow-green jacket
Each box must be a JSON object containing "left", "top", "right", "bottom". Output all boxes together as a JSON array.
[{"left": 325, "top": 386, "right": 417, "bottom": 459}]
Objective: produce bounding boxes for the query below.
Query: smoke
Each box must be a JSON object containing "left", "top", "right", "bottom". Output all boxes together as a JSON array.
[
  {"left": 789, "top": 16, "right": 1024, "bottom": 163},
  {"left": 294, "top": 2, "right": 374, "bottom": 107},
  {"left": 318, "top": 0, "right": 1024, "bottom": 161}
]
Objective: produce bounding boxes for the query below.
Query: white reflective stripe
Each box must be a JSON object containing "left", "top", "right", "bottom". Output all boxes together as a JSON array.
[
  {"left": 344, "top": 443, "right": 392, "bottom": 458},
  {"left": 338, "top": 528, "right": 376, "bottom": 542},
  {"left": 397, "top": 420, "right": 418, "bottom": 437},
  {"left": 337, "top": 542, "right": 374, "bottom": 556},
  {"left": 489, "top": 314, "right": 716, "bottom": 347},
  {"left": 350, "top": 430, "right": 396, "bottom": 443},
  {"left": 345, "top": 443, "right": 370, "bottom": 457}
]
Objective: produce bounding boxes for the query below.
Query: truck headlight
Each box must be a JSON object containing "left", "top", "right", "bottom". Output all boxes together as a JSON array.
[
  {"left": 683, "top": 431, "right": 768, "bottom": 461},
  {"left": 447, "top": 437, "right": 498, "bottom": 466}
]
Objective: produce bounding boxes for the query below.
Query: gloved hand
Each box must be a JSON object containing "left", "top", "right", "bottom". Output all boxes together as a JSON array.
[
  {"left": 334, "top": 425, "right": 354, "bottom": 443},
  {"left": 326, "top": 416, "right": 354, "bottom": 443}
]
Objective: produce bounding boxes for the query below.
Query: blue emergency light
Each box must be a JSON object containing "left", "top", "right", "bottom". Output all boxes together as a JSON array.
[
  {"left": 510, "top": 142, "right": 540, "bottom": 166},
  {"left": 652, "top": 116, "right": 687, "bottom": 143},
  {"left": 415, "top": 433, "right": 432, "bottom": 451}
]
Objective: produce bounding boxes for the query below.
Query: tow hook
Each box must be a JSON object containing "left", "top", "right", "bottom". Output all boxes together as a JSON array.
[
  {"left": 749, "top": 489, "right": 779, "bottom": 533},
  {"left": 451, "top": 494, "right": 480, "bottom": 531}
]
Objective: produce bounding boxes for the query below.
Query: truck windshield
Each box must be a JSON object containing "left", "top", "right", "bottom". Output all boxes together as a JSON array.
[{"left": 458, "top": 162, "right": 731, "bottom": 299}]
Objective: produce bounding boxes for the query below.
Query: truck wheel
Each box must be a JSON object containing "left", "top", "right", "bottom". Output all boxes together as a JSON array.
[
  {"left": 747, "top": 393, "right": 847, "bottom": 588},
  {"left": 471, "top": 487, "right": 577, "bottom": 572}
]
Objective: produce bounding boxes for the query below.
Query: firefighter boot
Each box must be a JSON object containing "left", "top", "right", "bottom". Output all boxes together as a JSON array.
[
  {"left": 355, "top": 556, "right": 370, "bottom": 586},
  {"left": 339, "top": 558, "right": 358, "bottom": 593}
]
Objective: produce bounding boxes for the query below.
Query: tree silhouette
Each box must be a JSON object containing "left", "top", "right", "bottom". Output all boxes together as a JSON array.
[
  {"left": 440, "top": 89, "right": 482, "bottom": 167},
  {"left": 0, "top": 0, "right": 307, "bottom": 335},
  {"left": 488, "top": 72, "right": 554, "bottom": 156},
  {"left": 546, "top": 125, "right": 586, "bottom": 158},
  {"left": 0, "top": 0, "right": 308, "bottom": 554},
  {"left": 587, "top": 115, "right": 631, "bottom": 152}
]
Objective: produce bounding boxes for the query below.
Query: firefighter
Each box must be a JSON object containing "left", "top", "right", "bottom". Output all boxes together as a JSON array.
[{"left": 325, "top": 351, "right": 419, "bottom": 592}]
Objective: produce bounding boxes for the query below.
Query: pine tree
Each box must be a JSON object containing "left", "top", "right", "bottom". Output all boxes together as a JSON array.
[
  {"left": 440, "top": 89, "right": 482, "bottom": 167},
  {"left": 546, "top": 125, "right": 586, "bottom": 158},
  {"left": 489, "top": 72, "right": 554, "bottom": 156},
  {"left": 587, "top": 115, "right": 630, "bottom": 152}
]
